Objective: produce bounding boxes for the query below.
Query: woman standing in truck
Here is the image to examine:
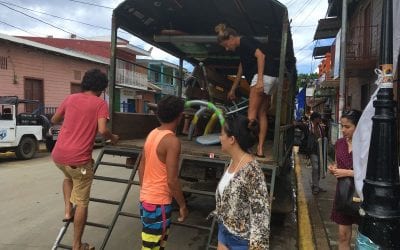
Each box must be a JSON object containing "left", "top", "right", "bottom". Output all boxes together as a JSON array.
[
  {"left": 215, "top": 23, "right": 279, "bottom": 158},
  {"left": 211, "top": 115, "right": 270, "bottom": 249}
]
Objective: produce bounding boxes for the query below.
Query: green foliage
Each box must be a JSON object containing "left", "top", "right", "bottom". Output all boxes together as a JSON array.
[{"left": 296, "top": 73, "right": 318, "bottom": 89}]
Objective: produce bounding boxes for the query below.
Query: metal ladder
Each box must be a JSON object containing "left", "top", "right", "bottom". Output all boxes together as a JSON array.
[
  {"left": 52, "top": 146, "right": 142, "bottom": 250},
  {"left": 115, "top": 154, "right": 229, "bottom": 249}
]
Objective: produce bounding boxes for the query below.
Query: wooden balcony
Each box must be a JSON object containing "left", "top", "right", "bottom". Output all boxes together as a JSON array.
[{"left": 345, "top": 25, "right": 379, "bottom": 77}]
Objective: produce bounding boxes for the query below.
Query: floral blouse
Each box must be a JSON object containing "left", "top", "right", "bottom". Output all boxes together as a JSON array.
[{"left": 210, "top": 159, "right": 271, "bottom": 249}]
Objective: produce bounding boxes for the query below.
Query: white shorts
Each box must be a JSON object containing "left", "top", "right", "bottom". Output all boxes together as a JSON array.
[{"left": 250, "top": 74, "right": 279, "bottom": 95}]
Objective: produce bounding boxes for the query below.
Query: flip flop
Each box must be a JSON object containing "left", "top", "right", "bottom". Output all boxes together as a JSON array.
[{"left": 62, "top": 216, "right": 74, "bottom": 223}]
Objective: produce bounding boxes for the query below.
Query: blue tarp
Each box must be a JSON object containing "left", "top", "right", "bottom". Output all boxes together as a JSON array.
[{"left": 295, "top": 87, "right": 306, "bottom": 121}]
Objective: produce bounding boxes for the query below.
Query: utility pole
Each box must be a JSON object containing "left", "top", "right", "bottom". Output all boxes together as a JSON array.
[
  {"left": 338, "top": 0, "right": 347, "bottom": 124},
  {"left": 356, "top": 0, "right": 400, "bottom": 248}
]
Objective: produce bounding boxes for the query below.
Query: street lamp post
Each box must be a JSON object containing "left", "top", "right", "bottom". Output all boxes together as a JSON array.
[{"left": 356, "top": 0, "right": 400, "bottom": 248}]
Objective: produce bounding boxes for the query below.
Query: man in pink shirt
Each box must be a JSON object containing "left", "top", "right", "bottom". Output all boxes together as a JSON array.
[{"left": 51, "top": 69, "right": 118, "bottom": 250}]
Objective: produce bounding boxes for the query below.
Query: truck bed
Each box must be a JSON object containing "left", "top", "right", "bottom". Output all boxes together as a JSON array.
[{"left": 115, "top": 135, "right": 275, "bottom": 164}]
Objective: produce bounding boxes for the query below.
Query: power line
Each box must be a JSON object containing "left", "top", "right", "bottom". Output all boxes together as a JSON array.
[
  {"left": 292, "top": 0, "right": 323, "bottom": 33},
  {"left": 0, "top": 1, "right": 134, "bottom": 38},
  {"left": 0, "top": 1, "right": 110, "bottom": 30},
  {"left": 0, "top": 3, "right": 86, "bottom": 39},
  {"left": 0, "top": 19, "right": 42, "bottom": 36},
  {"left": 66, "top": 0, "right": 113, "bottom": 9},
  {"left": 0, "top": 2, "right": 148, "bottom": 59},
  {"left": 296, "top": 45, "right": 318, "bottom": 64},
  {"left": 291, "top": 0, "right": 314, "bottom": 22},
  {"left": 0, "top": 2, "right": 116, "bottom": 52},
  {"left": 283, "top": 0, "right": 297, "bottom": 8},
  {"left": 295, "top": 40, "right": 315, "bottom": 54}
]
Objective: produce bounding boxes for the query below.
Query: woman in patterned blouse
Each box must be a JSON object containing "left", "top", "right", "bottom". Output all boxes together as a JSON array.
[{"left": 212, "top": 115, "right": 270, "bottom": 250}]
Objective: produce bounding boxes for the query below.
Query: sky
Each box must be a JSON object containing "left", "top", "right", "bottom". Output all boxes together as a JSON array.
[{"left": 0, "top": 0, "right": 333, "bottom": 74}]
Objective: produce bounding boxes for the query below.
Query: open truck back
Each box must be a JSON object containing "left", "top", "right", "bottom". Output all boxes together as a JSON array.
[
  {"left": 52, "top": 1, "right": 297, "bottom": 249},
  {"left": 109, "top": 0, "right": 297, "bottom": 211}
]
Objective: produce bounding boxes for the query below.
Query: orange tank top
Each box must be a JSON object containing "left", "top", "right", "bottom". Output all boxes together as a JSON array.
[{"left": 140, "top": 128, "right": 174, "bottom": 205}]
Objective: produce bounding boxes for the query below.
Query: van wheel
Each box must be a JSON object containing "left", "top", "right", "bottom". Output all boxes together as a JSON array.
[{"left": 16, "top": 137, "right": 37, "bottom": 160}]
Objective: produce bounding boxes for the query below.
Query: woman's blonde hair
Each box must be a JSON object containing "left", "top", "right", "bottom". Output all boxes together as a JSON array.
[{"left": 215, "top": 23, "right": 238, "bottom": 43}]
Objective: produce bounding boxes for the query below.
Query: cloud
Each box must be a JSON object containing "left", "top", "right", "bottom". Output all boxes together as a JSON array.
[{"left": 0, "top": 0, "right": 330, "bottom": 74}]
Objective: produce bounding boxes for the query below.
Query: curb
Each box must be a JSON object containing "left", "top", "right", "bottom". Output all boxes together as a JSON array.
[{"left": 294, "top": 149, "right": 315, "bottom": 250}]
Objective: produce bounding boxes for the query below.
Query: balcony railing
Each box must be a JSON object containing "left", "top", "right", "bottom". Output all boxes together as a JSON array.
[
  {"left": 153, "top": 82, "right": 176, "bottom": 95},
  {"left": 116, "top": 69, "right": 148, "bottom": 90}
]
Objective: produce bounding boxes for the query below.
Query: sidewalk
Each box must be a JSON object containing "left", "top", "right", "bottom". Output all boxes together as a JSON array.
[{"left": 294, "top": 147, "right": 358, "bottom": 250}]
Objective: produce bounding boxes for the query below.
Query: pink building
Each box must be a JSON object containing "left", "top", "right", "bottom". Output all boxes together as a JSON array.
[
  {"left": 0, "top": 33, "right": 108, "bottom": 109},
  {"left": 16, "top": 35, "right": 160, "bottom": 113}
]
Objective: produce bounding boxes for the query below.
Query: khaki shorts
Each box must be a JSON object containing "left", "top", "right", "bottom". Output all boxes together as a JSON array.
[
  {"left": 250, "top": 74, "right": 279, "bottom": 95},
  {"left": 55, "top": 160, "right": 94, "bottom": 207}
]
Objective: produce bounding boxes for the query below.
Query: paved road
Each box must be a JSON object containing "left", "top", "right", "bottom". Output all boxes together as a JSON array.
[{"left": 0, "top": 149, "right": 297, "bottom": 250}]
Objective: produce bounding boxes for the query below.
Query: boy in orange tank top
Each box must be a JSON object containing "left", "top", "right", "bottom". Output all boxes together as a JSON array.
[{"left": 138, "top": 95, "right": 188, "bottom": 250}]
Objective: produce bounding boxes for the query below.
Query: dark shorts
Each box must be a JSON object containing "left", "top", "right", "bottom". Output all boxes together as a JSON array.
[{"left": 218, "top": 223, "right": 249, "bottom": 250}]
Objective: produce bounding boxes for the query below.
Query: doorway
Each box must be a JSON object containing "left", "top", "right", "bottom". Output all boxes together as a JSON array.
[{"left": 24, "top": 78, "right": 44, "bottom": 113}]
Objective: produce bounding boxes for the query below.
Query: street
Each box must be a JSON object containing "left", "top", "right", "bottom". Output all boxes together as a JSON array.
[{"left": 0, "top": 148, "right": 297, "bottom": 250}]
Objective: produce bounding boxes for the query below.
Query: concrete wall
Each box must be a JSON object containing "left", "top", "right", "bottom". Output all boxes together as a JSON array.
[{"left": 0, "top": 42, "right": 107, "bottom": 107}]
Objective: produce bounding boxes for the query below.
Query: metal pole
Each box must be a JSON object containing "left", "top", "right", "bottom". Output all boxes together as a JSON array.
[
  {"left": 272, "top": 9, "right": 288, "bottom": 162},
  {"left": 356, "top": 0, "right": 400, "bottom": 248},
  {"left": 338, "top": 0, "right": 347, "bottom": 126},
  {"left": 109, "top": 14, "right": 118, "bottom": 131},
  {"left": 178, "top": 58, "right": 183, "bottom": 98}
]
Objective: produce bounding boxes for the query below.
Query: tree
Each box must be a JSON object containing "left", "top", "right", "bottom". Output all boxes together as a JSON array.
[{"left": 297, "top": 73, "right": 318, "bottom": 89}]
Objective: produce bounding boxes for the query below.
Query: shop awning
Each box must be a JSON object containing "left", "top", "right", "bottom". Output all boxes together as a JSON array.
[{"left": 314, "top": 17, "right": 341, "bottom": 40}]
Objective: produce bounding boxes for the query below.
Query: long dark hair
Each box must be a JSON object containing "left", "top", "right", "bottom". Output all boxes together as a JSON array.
[
  {"left": 341, "top": 109, "right": 362, "bottom": 126},
  {"left": 224, "top": 115, "right": 259, "bottom": 152}
]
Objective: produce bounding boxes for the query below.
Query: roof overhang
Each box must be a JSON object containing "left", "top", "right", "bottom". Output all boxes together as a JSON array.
[
  {"left": 313, "top": 46, "right": 331, "bottom": 59},
  {"left": 314, "top": 17, "right": 341, "bottom": 40},
  {"left": 117, "top": 43, "right": 151, "bottom": 56},
  {"left": 0, "top": 33, "right": 109, "bottom": 65}
]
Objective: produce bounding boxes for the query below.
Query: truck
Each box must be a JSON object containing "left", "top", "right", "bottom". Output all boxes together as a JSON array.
[
  {"left": 53, "top": 1, "right": 298, "bottom": 249},
  {"left": 0, "top": 96, "right": 54, "bottom": 159},
  {"left": 108, "top": 0, "right": 297, "bottom": 212}
]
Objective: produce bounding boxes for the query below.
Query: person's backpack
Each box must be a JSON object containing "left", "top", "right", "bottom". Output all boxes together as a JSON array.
[{"left": 305, "top": 123, "right": 322, "bottom": 155}]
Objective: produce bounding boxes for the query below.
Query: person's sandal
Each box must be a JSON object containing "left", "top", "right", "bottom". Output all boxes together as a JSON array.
[{"left": 80, "top": 243, "right": 95, "bottom": 250}]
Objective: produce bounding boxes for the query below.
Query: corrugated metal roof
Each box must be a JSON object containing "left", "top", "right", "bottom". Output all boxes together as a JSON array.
[
  {"left": 313, "top": 17, "right": 341, "bottom": 40},
  {"left": 0, "top": 33, "right": 109, "bottom": 65},
  {"left": 116, "top": 43, "right": 151, "bottom": 56}
]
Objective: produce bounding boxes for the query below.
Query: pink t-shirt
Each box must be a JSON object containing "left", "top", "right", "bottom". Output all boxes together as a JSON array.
[{"left": 52, "top": 93, "right": 109, "bottom": 165}]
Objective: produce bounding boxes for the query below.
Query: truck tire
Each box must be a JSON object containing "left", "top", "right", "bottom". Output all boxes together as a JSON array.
[{"left": 16, "top": 137, "right": 37, "bottom": 160}]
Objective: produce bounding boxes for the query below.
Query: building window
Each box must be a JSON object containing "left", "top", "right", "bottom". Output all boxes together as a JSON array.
[
  {"left": 73, "top": 70, "right": 82, "bottom": 81},
  {"left": 0, "top": 56, "right": 7, "bottom": 70}
]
